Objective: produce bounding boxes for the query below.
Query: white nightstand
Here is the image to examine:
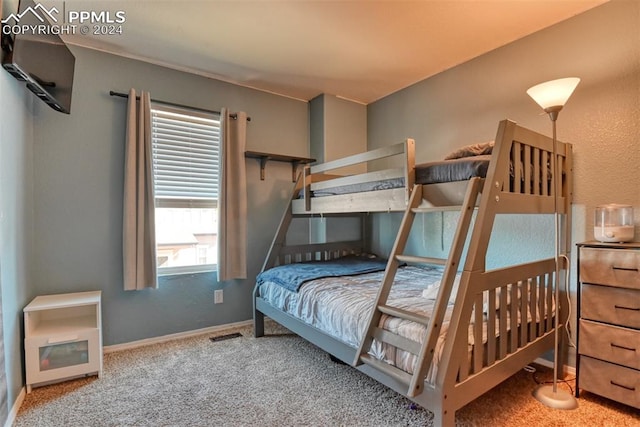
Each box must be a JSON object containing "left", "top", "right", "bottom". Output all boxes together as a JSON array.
[{"left": 24, "top": 291, "right": 103, "bottom": 393}]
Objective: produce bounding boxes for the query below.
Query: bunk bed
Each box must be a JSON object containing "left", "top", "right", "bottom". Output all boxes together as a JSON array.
[{"left": 253, "top": 119, "right": 573, "bottom": 426}]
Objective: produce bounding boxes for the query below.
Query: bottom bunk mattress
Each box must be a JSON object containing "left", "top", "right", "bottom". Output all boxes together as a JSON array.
[
  {"left": 258, "top": 264, "right": 465, "bottom": 383},
  {"left": 257, "top": 261, "right": 551, "bottom": 384}
]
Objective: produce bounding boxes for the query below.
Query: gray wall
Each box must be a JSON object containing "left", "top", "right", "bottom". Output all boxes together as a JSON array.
[
  {"left": 30, "top": 47, "right": 309, "bottom": 346},
  {"left": 0, "top": 33, "right": 34, "bottom": 422},
  {"left": 309, "top": 94, "right": 367, "bottom": 244},
  {"left": 367, "top": 0, "right": 640, "bottom": 366}
]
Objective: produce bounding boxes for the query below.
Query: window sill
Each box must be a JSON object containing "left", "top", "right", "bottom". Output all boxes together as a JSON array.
[{"left": 158, "top": 265, "right": 217, "bottom": 277}]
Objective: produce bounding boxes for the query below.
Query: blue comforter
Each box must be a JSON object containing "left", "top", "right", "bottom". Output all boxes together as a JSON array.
[{"left": 257, "top": 255, "right": 389, "bottom": 293}]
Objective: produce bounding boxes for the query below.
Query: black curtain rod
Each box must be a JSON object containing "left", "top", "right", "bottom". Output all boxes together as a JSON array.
[{"left": 109, "top": 91, "right": 251, "bottom": 121}]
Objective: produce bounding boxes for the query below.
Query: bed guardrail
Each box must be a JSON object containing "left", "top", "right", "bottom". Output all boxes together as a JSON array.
[{"left": 299, "top": 139, "right": 415, "bottom": 212}]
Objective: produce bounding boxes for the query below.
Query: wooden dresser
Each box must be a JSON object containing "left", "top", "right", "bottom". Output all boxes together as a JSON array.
[{"left": 576, "top": 241, "right": 640, "bottom": 409}]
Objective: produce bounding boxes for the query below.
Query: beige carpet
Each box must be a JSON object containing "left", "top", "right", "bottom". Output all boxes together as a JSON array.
[{"left": 15, "top": 323, "right": 640, "bottom": 426}]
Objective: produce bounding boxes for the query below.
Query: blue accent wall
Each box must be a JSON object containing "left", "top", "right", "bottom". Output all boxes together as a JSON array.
[
  {"left": 29, "top": 47, "right": 310, "bottom": 346},
  {"left": 0, "top": 55, "right": 34, "bottom": 419}
]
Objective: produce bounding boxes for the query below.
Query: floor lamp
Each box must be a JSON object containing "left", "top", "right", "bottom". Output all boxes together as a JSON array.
[{"left": 526, "top": 77, "right": 580, "bottom": 410}]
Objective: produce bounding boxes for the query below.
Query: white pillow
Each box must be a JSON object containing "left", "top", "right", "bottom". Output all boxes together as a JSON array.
[
  {"left": 444, "top": 141, "right": 494, "bottom": 160},
  {"left": 422, "top": 273, "right": 461, "bottom": 302}
]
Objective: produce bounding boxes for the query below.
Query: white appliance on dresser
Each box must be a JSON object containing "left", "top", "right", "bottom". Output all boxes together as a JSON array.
[{"left": 576, "top": 241, "right": 640, "bottom": 409}]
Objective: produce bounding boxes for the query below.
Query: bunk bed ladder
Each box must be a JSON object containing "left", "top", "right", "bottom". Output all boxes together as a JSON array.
[{"left": 353, "top": 177, "right": 484, "bottom": 398}]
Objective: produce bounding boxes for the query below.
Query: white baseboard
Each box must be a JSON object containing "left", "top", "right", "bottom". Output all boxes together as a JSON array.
[
  {"left": 5, "top": 386, "right": 25, "bottom": 427},
  {"left": 7, "top": 321, "right": 572, "bottom": 426},
  {"left": 103, "top": 319, "right": 253, "bottom": 353},
  {"left": 6, "top": 321, "right": 254, "bottom": 425}
]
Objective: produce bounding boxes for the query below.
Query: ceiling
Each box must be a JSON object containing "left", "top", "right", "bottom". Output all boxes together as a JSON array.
[{"left": 55, "top": 0, "right": 608, "bottom": 104}]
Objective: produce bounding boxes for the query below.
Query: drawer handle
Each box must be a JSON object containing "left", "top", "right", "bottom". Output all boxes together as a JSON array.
[
  {"left": 611, "top": 343, "right": 637, "bottom": 352},
  {"left": 614, "top": 305, "right": 640, "bottom": 312},
  {"left": 611, "top": 266, "right": 639, "bottom": 272},
  {"left": 610, "top": 381, "right": 636, "bottom": 392}
]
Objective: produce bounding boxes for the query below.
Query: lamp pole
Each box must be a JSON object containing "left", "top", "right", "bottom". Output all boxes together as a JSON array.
[{"left": 527, "top": 78, "right": 579, "bottom": 410}]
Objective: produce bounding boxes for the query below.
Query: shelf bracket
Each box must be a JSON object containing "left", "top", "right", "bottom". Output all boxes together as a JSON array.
[
  {"left": 245, "top": 151, "right": 315, "bottom": 182},
  {"left": 259, "top": 157, "right": 268, "bottom": 180}
]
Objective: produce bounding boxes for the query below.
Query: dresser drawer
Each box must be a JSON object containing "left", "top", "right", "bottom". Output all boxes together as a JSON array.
[
  {"left": 581, "top": 284, "right": 640, "bottom": 329},
  {"left": 580, "top": 247, "right": 640, "bottom": 290},
  {"left": 580, "top": 356, "right": 640, "bottom": 409},
  {"left": 579, "top": 319, "right": 640, "bottom": 370}
]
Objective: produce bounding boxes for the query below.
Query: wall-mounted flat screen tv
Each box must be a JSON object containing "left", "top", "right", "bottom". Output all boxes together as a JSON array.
[{"left": 1, "top": 0, "right": 75, "bottom": 113}]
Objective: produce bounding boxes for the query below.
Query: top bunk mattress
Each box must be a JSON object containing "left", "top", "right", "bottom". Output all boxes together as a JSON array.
[
  {"left": 311, "top": 155, "right": 490, "bottom": 197},
  {"left": 416, "top": 155, "right": 490, "bottom": 185}
]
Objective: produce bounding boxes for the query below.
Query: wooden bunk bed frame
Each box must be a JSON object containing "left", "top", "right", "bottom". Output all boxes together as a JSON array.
[{"left": 253, "top": 119, "right": 573, "bottom": 425}]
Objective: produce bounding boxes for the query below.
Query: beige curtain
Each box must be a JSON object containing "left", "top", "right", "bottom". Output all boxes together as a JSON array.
[
  {"left": 217, "top": 108, "right": 248, "bottom": 281},
  {"left": 123, "top": 89, "right": 158, "bottom": 290}
]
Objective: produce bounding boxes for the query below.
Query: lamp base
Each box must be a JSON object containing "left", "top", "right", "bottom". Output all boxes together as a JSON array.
[{"left": 533, "top": 384, "right": 578, "bottom": 410}]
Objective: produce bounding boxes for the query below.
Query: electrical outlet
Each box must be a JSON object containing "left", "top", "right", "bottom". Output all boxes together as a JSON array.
[{"left": 214, "top": 289, "right": 223, "bottom": 304}]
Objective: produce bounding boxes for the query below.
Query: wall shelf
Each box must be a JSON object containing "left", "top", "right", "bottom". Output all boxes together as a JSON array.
[{"left": 245, "top": 151, "right": 315, "bottom": 182}]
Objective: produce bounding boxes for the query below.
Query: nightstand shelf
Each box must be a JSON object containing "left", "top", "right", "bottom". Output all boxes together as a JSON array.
[{"left": 24, "top": 291, "right": 103, "bottom": 393}]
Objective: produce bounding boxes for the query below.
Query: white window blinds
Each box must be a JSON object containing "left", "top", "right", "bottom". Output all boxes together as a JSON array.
[{"left": 150, "top": 103, "right": 221, "bottom": 205}]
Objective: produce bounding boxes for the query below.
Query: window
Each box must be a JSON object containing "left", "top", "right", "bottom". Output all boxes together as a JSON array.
[{"left": 150, "top": 102, "right": 220, "bottom": 275}]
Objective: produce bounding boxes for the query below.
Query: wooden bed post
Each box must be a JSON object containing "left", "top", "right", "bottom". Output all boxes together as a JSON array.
[
  {"left": 253, "top": 178, "right": 298, "bottom": 337},
  {"left": 404, "top": 138, "right": 416, "bottom": 204},
  {"left": 464, "top": 119, "right": 514, "bottom": 272}
]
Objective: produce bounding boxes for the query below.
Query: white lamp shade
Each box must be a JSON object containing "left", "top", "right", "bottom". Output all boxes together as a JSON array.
[{"left": 526, "top": 77, "right": 580, "bottom": 110}]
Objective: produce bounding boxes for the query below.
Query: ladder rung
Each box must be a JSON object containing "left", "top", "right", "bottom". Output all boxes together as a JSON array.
[
  {"left": 359, "top": 354, "right": 412, "bottom": 387},
  {"left": 372, "top": 326, "right": 421, "bottom": 354},
  {"left": 378, "top": 304, "right": 430, "bottom": 325},
  {"left": 396, "top": 254, "right": 446, "bottom": 266},
  {"left": 411, "top": 205, "right": 465, "bottom": 213}
]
